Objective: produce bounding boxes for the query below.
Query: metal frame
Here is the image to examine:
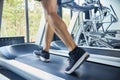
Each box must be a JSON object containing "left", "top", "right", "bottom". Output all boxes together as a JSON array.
[
  {"left": 73, "top": 0, "right": 119, "bottom": 48},
  {"left": 35, "top": 14, "right": 46, "bottom": 46},
  {"left": 25, "top": 0, "right": 30, "bottom": 42},
  {"left": 0, "top": 0, "right": 4, "bottom": 36}
]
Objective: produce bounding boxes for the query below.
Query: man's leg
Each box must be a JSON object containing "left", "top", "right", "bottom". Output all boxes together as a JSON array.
[
  {"left": 34, "top": 0, "right": 89, "bottom": 74},
  {"left": 33, "top": 10, "right": 54, "bottom": 61},
  {"left": 43, "top": 23, "right": 54, "bottom": 52},
  {"left": 41, "top": 0, "right": 76, "bottom": 51}
]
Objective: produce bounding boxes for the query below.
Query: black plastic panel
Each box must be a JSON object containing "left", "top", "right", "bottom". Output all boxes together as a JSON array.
[
  {"left": 0, "top": 36, "right": 24, "bottom": 47},
  {"left": 0, "top": 43, "right": 41, "bottom": 59}
]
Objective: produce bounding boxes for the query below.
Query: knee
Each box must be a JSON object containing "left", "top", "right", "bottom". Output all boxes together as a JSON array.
[
  {"left": 46, "top": 10, "right": 57, "bottom": 17},
  {"left": 44, "top": 11, "right": 55, "bottom": 22},
  {"left": 45, "top": 11, "right": 57, "bottom": 22}
]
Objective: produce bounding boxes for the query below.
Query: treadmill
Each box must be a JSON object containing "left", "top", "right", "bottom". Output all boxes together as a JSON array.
[
  {"left": 0, "top": 68, "right": 26, "bottom": 80},
  {"left": 0, "top": 43, "right": 120, "bottom": 80},
  {"left": 0, "top": 1, "right": 120, "bottom": 79}
]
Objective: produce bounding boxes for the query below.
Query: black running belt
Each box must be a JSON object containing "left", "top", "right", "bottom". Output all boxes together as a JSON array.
[
  {"left": 0, "top": 69, "right": 26, "bottom": 80},
  {"left": 15, "top": 54, "right": 120, "bottom": 80},
  {"left": 15, "top": 54, "right": 80, "bottom": 80}
]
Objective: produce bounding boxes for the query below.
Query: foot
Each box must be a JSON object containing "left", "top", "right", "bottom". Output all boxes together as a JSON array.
[
  {"left": 62, "top": 2, "right": 94, "bottom": 12},
  {"left": 33, "top": 50, "right": 50, "bottom": 62},
  {"left": 65, "top": 47, "right": 89, "bottom": 74}
]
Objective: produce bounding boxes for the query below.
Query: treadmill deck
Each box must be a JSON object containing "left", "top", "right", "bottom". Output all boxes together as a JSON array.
[{"left": 15, "top": 54, "right": 120, "bottom": 80}]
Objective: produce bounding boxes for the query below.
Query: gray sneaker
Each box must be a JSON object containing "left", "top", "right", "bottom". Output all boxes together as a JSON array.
[
  {"left": 33, "top": 50, "right": 50, "bottom": 62},
  {"left": 65, "top": 47, "right": 89, "bottom": 74}
]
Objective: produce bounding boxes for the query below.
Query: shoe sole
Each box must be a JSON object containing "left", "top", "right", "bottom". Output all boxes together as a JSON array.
[
  {"left": 65, "top": 52, "right": 89, "bottom": 74},
  {"left": 33, "top": 52, "right": 50, "bottom": 62},
  {"left": 40, "top": 56, "right": 50, "bottom": 62}
]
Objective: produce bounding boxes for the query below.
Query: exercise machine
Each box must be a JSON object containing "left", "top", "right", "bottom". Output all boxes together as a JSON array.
[
  {"left": 0, "top": 0, "right": 120, "bottom": 80},
  {"left": 74, "top": 0, "right": 120, "bottom": 48}
]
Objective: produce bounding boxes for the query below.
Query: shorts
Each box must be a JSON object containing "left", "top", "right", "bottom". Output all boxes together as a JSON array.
[{"left": 35, "top": 0, "right": 41, "bottom": 2}]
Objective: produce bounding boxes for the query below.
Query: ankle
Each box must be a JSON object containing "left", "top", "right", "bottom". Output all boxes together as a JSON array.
[
  {"left": 42, "top": 50, "right": 49, "bottom": 53},
  {"left": 43, "top": 48, "right": 49, "bottom": 52},
  {"left": 69, "top": 46, "right": 85, "bottom": 56}
]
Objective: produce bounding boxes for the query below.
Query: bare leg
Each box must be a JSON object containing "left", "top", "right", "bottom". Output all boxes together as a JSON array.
[
  {"left": 43, "top": 23, "right": 54, "bottom": 52},
  {"left": 42, "top": 8, "right": 54, "bottom": 52},
  {"left": 41, "top": 0, "right": 77, "bottom": 51},
  {"left": 34, "top": 0, "right": 89, "bottom": 74}
]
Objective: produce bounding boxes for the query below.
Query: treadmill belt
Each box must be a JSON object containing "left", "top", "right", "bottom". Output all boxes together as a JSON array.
[
  {"left": 0, "top": 69, "right": 26, "bottom": 80},
  {"left": 15, "top": 54, "right": 120, "bottom": 80}
]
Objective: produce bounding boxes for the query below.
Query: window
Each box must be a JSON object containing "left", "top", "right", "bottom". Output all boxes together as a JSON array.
[{"left": 1, "top": 0, "right": 42, "bottom": 42}]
